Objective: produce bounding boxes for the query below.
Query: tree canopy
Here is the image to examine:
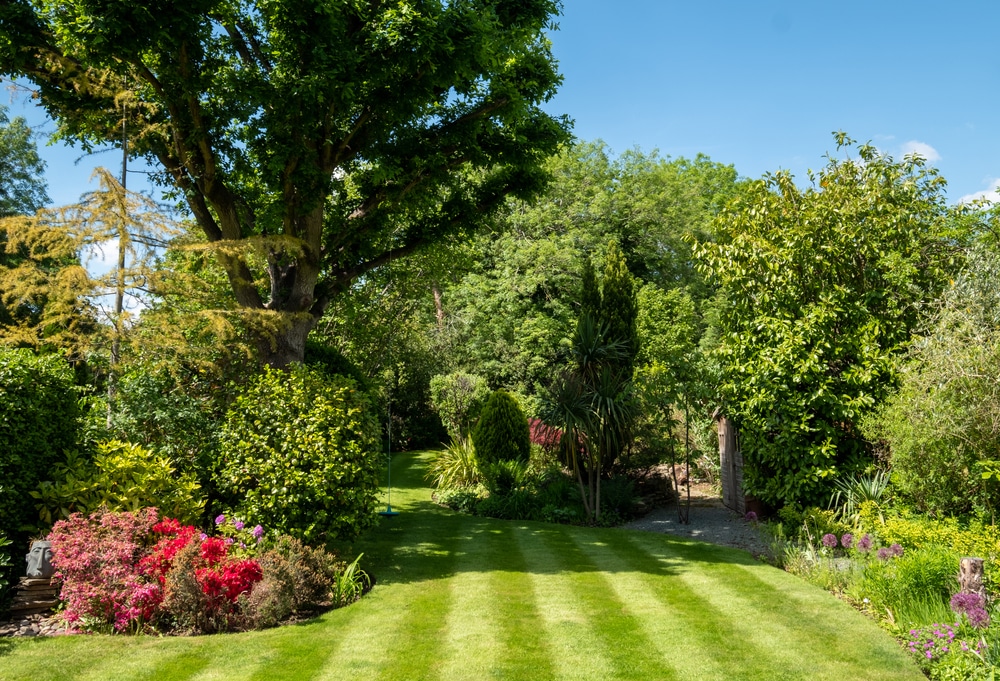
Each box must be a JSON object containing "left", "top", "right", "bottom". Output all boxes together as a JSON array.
[
  {"left": 0, "top": 105, "right": 48, "bottom": 218},
  {"left": 1, "top": 0, "right": 570, "bottom": 366},
  {"left": 693, "top": 135, "right": 973, "bottom": 508}
]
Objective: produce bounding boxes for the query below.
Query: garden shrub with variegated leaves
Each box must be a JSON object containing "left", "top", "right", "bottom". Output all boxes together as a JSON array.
[{"left": 215, "top": 365, "right": 381, "bottom": 545}]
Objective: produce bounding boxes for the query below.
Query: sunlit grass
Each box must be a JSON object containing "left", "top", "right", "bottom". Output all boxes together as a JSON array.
[{"left": 0, "top": 452, "right": 923, "bottom": 681}]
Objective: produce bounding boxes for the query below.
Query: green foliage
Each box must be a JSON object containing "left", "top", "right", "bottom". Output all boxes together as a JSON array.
[
  {"left": 429, "top": 372, "right": 491, "bottom": 440},
  {"left": 776, "top": 506, "right": 850, "bottom": 543},
  {"left": 427, "top": 437, "right": 481, "bottom": 490},
  {"left": 332, "top": 553, "right": 371, "bottom": 608},
  {"left": 482, "top": 459, "right": 533, "bottom": 496},
  {"left": 472, "top": 390, "right": 531, "bottom": 465},
  {"left": 303, "top": 340, "right": 369, "bottom": 390},
  {"left": 0, "top": 524, "right": 11, "bottom": 599},
  {"left": 88, "top": 363, "right": 221, "bottom": 476},
  {"left": 542, "top": 315, "right": 635, "bottom": 521},
  {"left": 829, "top": 470, "right": 890, "bottom": 524},
  {"left": 599, "top": 241, "right": 639, "bottom": 379},
  {"left": 856, "top": 545, "right": 960, "bottom": 627},
  {"left": 32, "top": 441, "right": 205, "bottom": 528},
  {"left": 4, "top": 0, "right": 570, "bottom": 367},
  {"left": 858, "top": 504, "right": 1000, "bottom": 565},
  {"left": 865, "top": 245, "right": 1000, "bottom": 516},
  {"left": 216, "top": 365, "right": 381, "bottom": 544},
  {"left": 0, "top": 348, "right": 78, "bottom": 540},
  {"left": 438, "top": 142, "right": 740, "bottom": 395},
  {"left": 0, "top": 105, "right": 48, "bottom": 218},
  {"left": 694, "top": 135, "right": 969, "bottom": 508}
]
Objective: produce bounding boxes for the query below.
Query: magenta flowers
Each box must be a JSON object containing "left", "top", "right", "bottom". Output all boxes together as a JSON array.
[{"left": 821, "top": 533, "right": 838, "bottom": 549}]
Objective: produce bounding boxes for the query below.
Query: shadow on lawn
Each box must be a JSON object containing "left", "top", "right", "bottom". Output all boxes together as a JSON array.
[{"left": 357, "top": 451, "right": 761, "bottom": 587}]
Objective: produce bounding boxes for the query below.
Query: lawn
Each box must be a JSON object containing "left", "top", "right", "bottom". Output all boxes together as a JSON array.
[{"left": 0, "top": 451, "right": 923, "bottom": 681}]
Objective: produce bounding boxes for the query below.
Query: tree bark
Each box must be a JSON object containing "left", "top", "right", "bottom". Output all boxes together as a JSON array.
[{"left": 959, "top": 557, "right": 986, "bottom": 599}]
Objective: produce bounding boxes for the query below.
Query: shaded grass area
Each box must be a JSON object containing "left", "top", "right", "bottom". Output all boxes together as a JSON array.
[{"left": 0, "top": 452, "right": 923, "bottom": 681}]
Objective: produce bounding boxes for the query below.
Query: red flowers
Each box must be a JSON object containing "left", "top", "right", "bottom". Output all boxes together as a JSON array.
[{"left": 48, "top": 508, "right": 262, "bottom": 632}]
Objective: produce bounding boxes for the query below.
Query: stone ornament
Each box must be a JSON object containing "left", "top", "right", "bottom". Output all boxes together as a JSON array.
[{"left": 25, "top": 540, "right": 55, "bottom": 578}]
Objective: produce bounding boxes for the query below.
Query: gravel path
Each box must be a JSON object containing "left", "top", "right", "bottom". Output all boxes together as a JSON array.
[{"left": 623, "top": 496, "right": 772, "bottom": 559}]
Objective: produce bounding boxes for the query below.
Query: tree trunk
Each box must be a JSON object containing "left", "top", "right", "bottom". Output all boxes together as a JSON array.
[
  {"left": 257, "top": 313, "right": 316, "bottom": 368},
  {"left": 959, "top": 557, "right": 986, "bottom": 599}
]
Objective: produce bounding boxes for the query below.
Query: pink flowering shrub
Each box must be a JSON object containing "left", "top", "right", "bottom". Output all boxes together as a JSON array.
[
  {"left": 48, "top": 507, "right": 265, "bottom": 633},
  {"left": 47, "top": 507, "right": 159, "bottom": 631}
]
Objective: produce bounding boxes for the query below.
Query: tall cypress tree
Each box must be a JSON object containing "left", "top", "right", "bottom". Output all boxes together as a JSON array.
[{"left": 599, "top": 241, "right": 639, "bottom": 379}]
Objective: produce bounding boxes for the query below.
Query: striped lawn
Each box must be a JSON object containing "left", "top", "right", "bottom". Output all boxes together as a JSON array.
[{"left": 0, "top": 451, "right": 923, "bottom": 681}]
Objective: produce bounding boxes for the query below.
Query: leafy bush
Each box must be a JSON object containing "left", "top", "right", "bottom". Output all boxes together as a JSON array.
[
  {"left": 47, "top": 507, "right": 160, "bottom": 632},
  {"left": 0, "top": 348, "right": 79, "bottom": 541},
  {"left": 0, "top": 528, "right": 11, "bottom": 600},
  {"left": 482, "top": 458, "right": 532, "bottom": 496},
  {"left": 236, "top": 535, "right": 341, "bottom": 630},
  {"left": 865, "top": 246, "right": 1000, "bottom": 516},
  {"left": 472, "top": 389, "right": 530, "bottom": 465},
  {"left": 87, "top": 364, "right": 221, "bottom": 476},
  {"left": 427, "top": 437, "right": 481, "bottom": 489},
  {"left": 32, "top": 441, "right": 205, "bottom": 527},
  {"left": 429, "top": 372, "right": 490, "bottom": 440},
  {"left": 216, "top": 365, "right": 381, "bottom": 544}
]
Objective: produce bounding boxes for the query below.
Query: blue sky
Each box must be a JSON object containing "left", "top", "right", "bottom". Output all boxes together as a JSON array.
[{"left": 6, "top": 0, "right": 1000, "bottom": 206}]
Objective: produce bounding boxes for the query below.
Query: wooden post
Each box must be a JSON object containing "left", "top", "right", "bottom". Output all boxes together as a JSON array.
[
  {"left": 714, "top": 410, "right": 744, "bottom": 516},
  {"left": 959, "top": 557, "right": 986, "bottom": 599}
]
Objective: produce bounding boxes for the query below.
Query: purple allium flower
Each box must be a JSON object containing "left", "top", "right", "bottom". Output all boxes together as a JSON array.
[
  {"left": 856, "top": 534, "right": 873, "bottom": 552},
  {"left": 890, "top": 543, "right": 903, "bottom": 557},
  {"left": 234, "top": 519, "right": 245, "bottom": 531},
  {"left": 822, "top": 533, "right": 838, "bottom": 549},
  {"left": 968, "top": 608, "right": 990, "bottom": 629},
  {"left": 744, "top": 511, "right": 758, "bottom": 523},
  {"left": 877, "top": 547, "right": 891, "bottom": 561},
  {"left": 841, "top": 533, "right": 853, "bottom": 549},
  {"left": 951, "top": 592, "right": 985, "bottom": 614},
  {"left": 215, "top": 514, "right": 226, "bottom": 526},
  {"left": 252, "top": 524, "right": 264, "bottom": 539}
]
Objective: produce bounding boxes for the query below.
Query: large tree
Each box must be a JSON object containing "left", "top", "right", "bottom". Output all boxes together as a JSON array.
[
  {"left": 693, "top": 135, "right": 974, "bottom": 508},
  {"left": 1, "top": 0, "right": 569, "bottom": 366}
]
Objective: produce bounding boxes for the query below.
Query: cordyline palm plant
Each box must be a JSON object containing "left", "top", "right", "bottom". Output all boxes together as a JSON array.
[{"left": 542, "top": 315, "right": 635, "bottom": 522}]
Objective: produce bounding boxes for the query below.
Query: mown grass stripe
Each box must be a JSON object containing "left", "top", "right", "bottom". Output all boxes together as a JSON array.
[
  {"left": 518, "top": 523, "right": 676, "bottom": 681},
  {"left": 578, "top": 528, "right": 801, "bottom": 680},
  {"left": 621, "top": 530, "right": 921, "bottom": 681},
  {"left": 513, "top": 524, "right": 616, "bottom": 681},
  {"left": 563, "top": 529, "right": 731, "bottom": 680},
  {"left": 438, "top": 519, "right": 556, "bottom": 681}
]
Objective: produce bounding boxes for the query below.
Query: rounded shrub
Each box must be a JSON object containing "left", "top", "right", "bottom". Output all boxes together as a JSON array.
[
  {"left": 0, "top": 349, "right": 79, "bottom": 541},
  {"left": 32, "top": 441, "right": 206, "bottom": 527},
  {"left": 471, "top": 389, "right": 530, "bottom": 465},
  {"left": 215, "top": 364, "right": 380, "bottom": 545}
]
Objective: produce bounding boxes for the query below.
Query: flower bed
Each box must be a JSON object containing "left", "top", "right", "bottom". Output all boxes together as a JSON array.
[{"left": 46, "top": 507, "right": 367, "bottom": 634}]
